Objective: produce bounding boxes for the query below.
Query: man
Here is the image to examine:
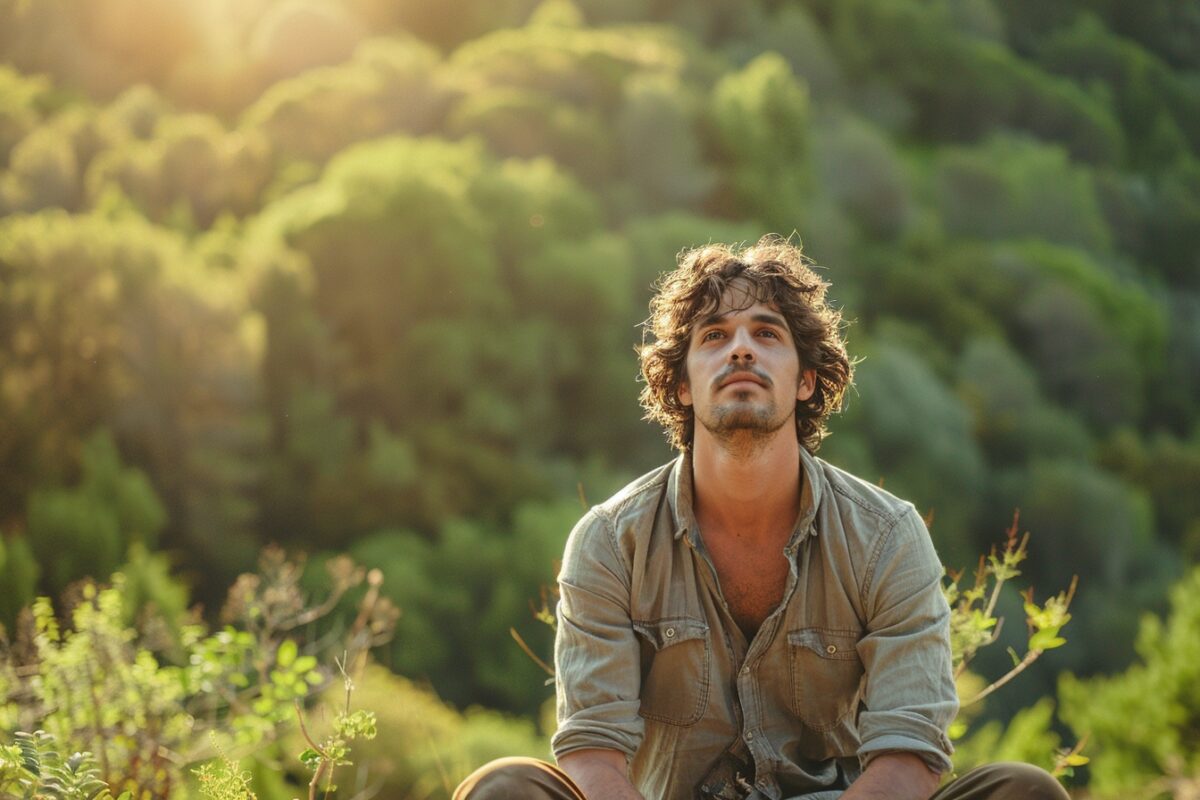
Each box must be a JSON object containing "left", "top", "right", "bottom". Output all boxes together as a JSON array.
[{"left": 455, "top": 238, "right": 1067, "bottom": 800}]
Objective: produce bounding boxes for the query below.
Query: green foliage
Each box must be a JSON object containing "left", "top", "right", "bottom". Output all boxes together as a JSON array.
[
  {"left": 840, "top": 341, "right": 986, "bottom": 564},
  {"left": 248, "top": 134, "right": 642, "bottom": 546},
  {"left": 935, "top": 134, "right": 1111, "bottom": 253},
  {"left": 1097, "top": 429, "right": 1200, "bottom": 558},
  {"left": 295, "top": 663, "right": 378, "bottom": 800},
  {"left": 708, "top": 52, "right": 811, "bottom": 230},
  {"left": 992, "top": 460, "right": 1172, "bottom": 677},
  {"left": 243, "top": 37, "right": 449, "bottom": 165},
  {"left": 0, "top": 210, "right": 264, "bottom": 591},
  {"left": 449, "top": 22, "right": 699, "bottom": 116},
  {"left": 0, "top": 536, "right": 40, "bottom": 634},
  {"left": 86, "top": 113, "right": 273, "bottom": 229},
  {"left": 942, "top": 518, "right": 1084, "bottom": 781},
  {"left": 0, "top": 66, "right": 53, "bottom": 168},
  {"left": 723, "top": 6, "right": 843, "bottom": 101},
  {"left": 1060, "top": 565, "right": 1200, "bottom": 797},
  {"left": 0, "top": 123, "right": 81, "bottom": 214},
  {"left": 26, "top": 430, "right": 166, "bottom": 596},
  {"left": 956, "top": 336, "right": 1092, "bottom": 467},
  {"left": 351, "top": 499, "right": 581, "bottom": 714},
  {"left": 811, "top": 111, "right": 912, "bottom": 239},
  {"left": 4, "top": 2, "right": 1200, "bottom": 790},
  {"left": 0, "top": 549, "right": 396, "bottom": 798},
  {"left": 613, "top": 72, "right": 714, "bottom": 211},
  {"left": 819, "top": 0, "right": 1124, "bottom": 163},
  {"left": 0, "top": 730, "right": 129, "bottom": 800},
  {"left": 194, "top": 743, "right": 258, "bottom": 800},
  {"left": 280, "top": 663, "right": 549, "bottom": 800},
  {"left": 1038, "top": 14, "right": 1200, "bottom": 167},
  {"left": 943, "top": 517, "right": 1076, "bottom": 700},
  {"left": 951, "top": 698, "right": 1066, "bottom": 776}
]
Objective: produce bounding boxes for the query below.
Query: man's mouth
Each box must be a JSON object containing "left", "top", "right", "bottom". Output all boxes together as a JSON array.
[{"left": 718, "top": 371, "right": 769, "bottom": 390}]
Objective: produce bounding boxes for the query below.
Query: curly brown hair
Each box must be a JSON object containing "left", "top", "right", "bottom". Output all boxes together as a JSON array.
[{"left": 638, "top": 235, "right": 853, "bottom": 453}]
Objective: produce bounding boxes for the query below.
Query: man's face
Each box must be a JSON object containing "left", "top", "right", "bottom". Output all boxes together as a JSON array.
[{"left": 678, "top": 285, "right": 815, "bottom": 443}]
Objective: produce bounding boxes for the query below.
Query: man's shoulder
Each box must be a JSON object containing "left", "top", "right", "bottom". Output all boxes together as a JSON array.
[
  {"left": 562, "top": 459, "right": 675, "bottom": 574},
  {"left": 813, "top": 455, "right": 916, "bottom": 530},
  {"left": 591, "top": 459, "right": 675, "bottom": 523}
]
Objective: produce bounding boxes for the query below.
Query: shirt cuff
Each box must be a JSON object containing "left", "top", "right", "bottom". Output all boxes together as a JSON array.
[
  {"left": 551, "top": 703, "right": 644, "bottom": 763},
  {"left": 857, "top": 713, "right": 955, "bottom": 775}
]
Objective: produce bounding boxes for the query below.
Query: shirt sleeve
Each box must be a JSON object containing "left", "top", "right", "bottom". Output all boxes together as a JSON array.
[
  {"left": 550, "top": 507, "right": 645, "bottom": 762},
  {"left": 854, "top": 505, "right": 958, "bottom": 775}
]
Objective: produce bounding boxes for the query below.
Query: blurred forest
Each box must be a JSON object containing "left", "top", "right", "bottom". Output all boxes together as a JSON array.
[{"left": 2, "top": 0, "right": 1200, "bottom": 796}]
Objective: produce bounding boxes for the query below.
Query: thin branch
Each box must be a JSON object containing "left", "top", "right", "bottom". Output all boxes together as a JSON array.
[
  {"left": 310, "top": 761, "right": 329, "bottom": 800},
  {"left": 417, "top": 709, "right": 454, "bottom": 796},
  {"left": 960, "top": 648, "right": 1040, "bottom": 708},
  {"left": 953, "top": 618, "right": 1006, "bottom": 680},
  {"left": 294, "top": 699, "right": 323, "bottom": 753},
  {"left": 510, "top": 628, "right": 554, "bottom": 677}
]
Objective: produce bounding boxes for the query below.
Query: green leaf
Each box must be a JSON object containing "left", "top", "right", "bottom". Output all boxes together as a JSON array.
[
  {"left": 298, "top": 748, "right": 322, "bottom": 770},
  {"left": 1028, "top": 629, "right": 1066, "bottom": 651},
  {"left": 277, "top": 639, "right": 297, "bottom": 668}
]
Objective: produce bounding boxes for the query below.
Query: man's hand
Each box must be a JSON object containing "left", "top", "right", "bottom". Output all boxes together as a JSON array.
[
  {"left": 557, "top": 748, "right": 646, "bottom": 800},
  {"left": 842, "top": 752, "right": 941, "bottom": 800}
]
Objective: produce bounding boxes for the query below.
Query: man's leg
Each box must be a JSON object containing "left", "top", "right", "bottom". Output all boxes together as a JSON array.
[
  {"left": 931, "top": 762, "right": 1070, "bottom": 800},
  {"left": 453, "top": 757, "right": 587, "bottom": 800}
]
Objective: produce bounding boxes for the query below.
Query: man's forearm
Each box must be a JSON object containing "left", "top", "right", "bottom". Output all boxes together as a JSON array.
[
  {"left": 558, "top": 748, "right": 645, "bottom": 800},
  {"left": 842, "top": 752, "right": 941, "bottom": 800}
]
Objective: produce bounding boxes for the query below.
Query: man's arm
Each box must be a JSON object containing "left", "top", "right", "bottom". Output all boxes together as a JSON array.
[
  {"left": 551, "top": 509, "right": 646, "bottom": 779},
  {"left": 558, "top": 749, "right": 645, "bottom": 800},
  {"left": 841, "top": 753, "right": 941, "bottom": 800},
  {"left": 855, "top": 507, "right": 959, "bottom": 774}
]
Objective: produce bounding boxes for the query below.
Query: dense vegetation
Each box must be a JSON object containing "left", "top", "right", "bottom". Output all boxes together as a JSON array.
[{"left": 3, "top": 0, "right": 1200, "bottom": 796}]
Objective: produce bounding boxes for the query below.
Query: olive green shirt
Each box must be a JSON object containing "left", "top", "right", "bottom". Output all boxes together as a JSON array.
[{"left": 551, "top": 449, "right": 957, "bottom": 800}]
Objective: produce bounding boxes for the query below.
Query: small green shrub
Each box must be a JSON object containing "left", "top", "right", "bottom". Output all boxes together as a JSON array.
[{"left": 0, "top": 547, "right": 397, "bottom": 799}]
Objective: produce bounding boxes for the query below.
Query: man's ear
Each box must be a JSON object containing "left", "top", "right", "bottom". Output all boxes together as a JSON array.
[
  {"left": 797, "top": 369, "right": 816, "bottom": 402},
  {"left": 678, "top": 379, "right": 693, "bottom": 407}
]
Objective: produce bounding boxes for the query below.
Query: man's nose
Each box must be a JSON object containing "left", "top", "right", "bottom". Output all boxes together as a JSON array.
[{"left": 729, "top": 328, "right": 755, "bottom": 361}]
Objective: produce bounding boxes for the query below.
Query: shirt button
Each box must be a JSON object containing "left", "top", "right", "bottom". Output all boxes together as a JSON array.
[
  {"left": 745, "top": 731, "right": 754, "bottom": 741},
  {"left": 741, "top": 666, "right": 750, "bottom": 675},
  {"left": 826, "top": 644, "right": 837, "bottom": 655},
  {"left": 664, "top": 627, "right": 676, "bottom": 638}
]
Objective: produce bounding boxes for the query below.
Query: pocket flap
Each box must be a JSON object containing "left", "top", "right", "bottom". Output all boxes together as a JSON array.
[
  {"left": 633, "top": 618, "right": 708, "bottom": 651},
  {"left": 788, "top": 628, "right": 860, "bottom": 661}
]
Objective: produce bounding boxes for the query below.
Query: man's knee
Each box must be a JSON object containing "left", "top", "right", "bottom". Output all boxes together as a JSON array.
[
  {"left": 453, "top": 757, "right": 583, "bottom": 800},
  {"left": 939, "top": 761, "right": 1069, "bottom": 800}
]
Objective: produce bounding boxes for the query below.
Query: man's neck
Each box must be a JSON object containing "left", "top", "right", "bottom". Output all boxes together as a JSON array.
[{"left": 690, "top": 425, "right": 803, "bottom": 544}]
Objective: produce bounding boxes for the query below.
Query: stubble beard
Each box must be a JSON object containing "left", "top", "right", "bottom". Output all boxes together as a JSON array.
[{"left": 696, "top": 392, "right": 793, "bottom": 458}]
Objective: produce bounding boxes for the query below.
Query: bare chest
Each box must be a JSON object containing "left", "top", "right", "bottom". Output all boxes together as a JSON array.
[{"left": 704, "top": 536, "right": 791, "bottom": 640}]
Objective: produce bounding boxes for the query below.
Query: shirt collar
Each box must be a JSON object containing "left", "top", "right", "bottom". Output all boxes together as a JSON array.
[{"left": 667, "top": 447, "right": 824, "bottom": 544}]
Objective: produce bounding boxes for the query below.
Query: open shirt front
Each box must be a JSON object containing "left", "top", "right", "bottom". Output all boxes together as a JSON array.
[{"left": 551, "top": 449, "right": 957, "bottom": 800}]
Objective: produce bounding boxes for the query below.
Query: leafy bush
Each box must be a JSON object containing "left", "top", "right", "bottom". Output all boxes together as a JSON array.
[
  {"left": 0, "top": 548, "right": 396, "bottom": 798},
  {"left": 1060, "top": 565, "right": 1200, "bottom": 798}
]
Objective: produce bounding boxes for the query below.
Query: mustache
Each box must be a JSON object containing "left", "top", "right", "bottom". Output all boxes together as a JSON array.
[{"left": 712, "top": 365, "right": 772, "bottom": 390}]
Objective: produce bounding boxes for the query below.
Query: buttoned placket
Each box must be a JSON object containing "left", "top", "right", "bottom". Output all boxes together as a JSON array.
[{"left": 684, "top": 514, "right": 818, "bottom": 800}]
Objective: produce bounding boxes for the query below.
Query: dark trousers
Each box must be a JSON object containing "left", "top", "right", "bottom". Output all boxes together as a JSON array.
[{"left": 453, "top": 758, "right": 1070, "bottom": 800}]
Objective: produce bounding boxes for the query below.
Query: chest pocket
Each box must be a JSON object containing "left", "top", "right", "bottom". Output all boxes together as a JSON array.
[
  {"left": 632, "top": 617, "right": 711, "bottom": 726},
  {"left": 788, "top": 628, "right": 864, "bottom": 731}
]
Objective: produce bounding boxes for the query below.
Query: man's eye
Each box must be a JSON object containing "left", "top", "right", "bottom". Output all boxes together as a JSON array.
[
  {"left": 702, "top": 330, "right": 724, "bottom": 341},
  {"left": 758, "top": 329, "right": 779, "bottom": 339}
]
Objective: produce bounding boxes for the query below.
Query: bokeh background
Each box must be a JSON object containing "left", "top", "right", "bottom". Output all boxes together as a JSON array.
[{"left": 2, "top": 0, "right": 1200, "bottom": 796}]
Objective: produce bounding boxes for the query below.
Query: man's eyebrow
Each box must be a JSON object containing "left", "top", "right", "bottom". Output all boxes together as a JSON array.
[
  {"left": 696, "top": 311, "right": 788, "bottom": 329},
  {"left": 751, "top": 312, "right": 787, "bottom": 327}
]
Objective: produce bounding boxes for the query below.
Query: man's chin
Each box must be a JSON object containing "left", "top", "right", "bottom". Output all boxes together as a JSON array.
[{"left": 701, "top": 407, "right": 787, "bottom": 437}]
